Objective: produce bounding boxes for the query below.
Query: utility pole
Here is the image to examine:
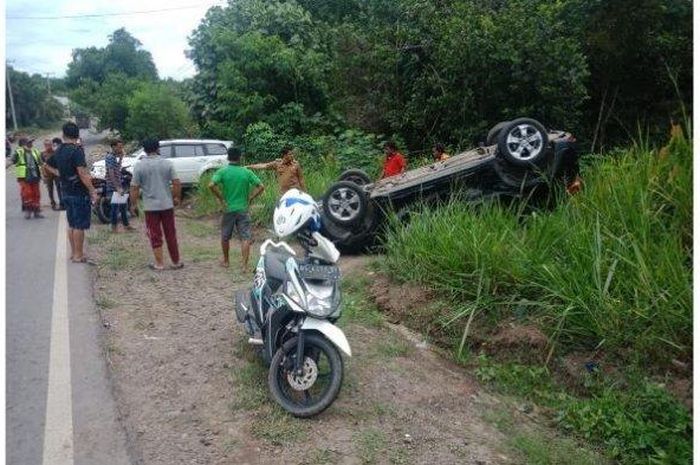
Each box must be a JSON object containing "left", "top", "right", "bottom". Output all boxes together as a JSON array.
[
  {"left": 6, "top": 63, "right": 19, "bottom": 132},
  {"left": 45, "top": 72, "right": 55, "bottom": 95}
]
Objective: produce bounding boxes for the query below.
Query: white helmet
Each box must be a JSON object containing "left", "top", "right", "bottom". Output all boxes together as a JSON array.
[{"left": 273, "top": 189, "right": 321, "bottom": 237}]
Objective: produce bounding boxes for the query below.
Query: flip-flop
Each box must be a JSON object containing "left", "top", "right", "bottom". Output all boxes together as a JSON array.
[
  {"left": 170, "top": 263, "right": 184, "bottom": 270},
  {"left": 72, "top": 257, "right": 97, "bottom": 266},
  {"left": 148, "top": 263, "right": 165, "bottom": 271}
]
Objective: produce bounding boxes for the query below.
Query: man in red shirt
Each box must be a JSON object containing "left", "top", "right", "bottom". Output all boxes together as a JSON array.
[{"left": 381, "top": 141, "right": 407, "bottom": 179}]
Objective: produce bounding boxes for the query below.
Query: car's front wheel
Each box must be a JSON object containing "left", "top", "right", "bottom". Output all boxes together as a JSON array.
[
  {"left": 322, "top": 181, "right": 369, "bottom": 227},
  {"left": 497, "top": 118, "right": 549, "bottom": 167}
]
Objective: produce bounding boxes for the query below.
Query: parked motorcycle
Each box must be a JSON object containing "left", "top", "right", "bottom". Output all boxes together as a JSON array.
[
  {"left": 92, "top": 167, "right": 134, "bottom": 223},
  {"left": 235, "top": 189, "right": 351, "bottom": 417}
]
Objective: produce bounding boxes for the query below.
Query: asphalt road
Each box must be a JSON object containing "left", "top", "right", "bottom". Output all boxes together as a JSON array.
[{"left": 6, "top": 129, "right": 132, "bottom": 465}]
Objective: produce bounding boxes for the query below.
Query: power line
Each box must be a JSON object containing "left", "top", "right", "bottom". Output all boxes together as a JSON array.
[{"left": 7, "top": 3, "right": 223, "bottom": 20}]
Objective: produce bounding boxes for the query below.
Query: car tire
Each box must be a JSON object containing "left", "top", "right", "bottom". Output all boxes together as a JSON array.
[
  {"left": 337, "top": 169, "right": 372, "bottom": 186},
  {"left": 486, "top": 121, "right": 511, "bottom": 146},
  {"left": 497, "top": 118, "right": 549, "bottom": 167},
  {"left": 322, "top": 181, "right": 369, "bottom": 227}
]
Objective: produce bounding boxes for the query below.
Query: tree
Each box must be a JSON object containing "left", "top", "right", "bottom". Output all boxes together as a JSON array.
[
  {"left": 5, "top": 66, "right": 64, "bottom": 128},
  {"left": 66, "top": 28, "right": 158, "bottom": 86},
  {"left": 187, "top": 0, "right": 331, "bottom": 140},
  {"left": 124, "top": 82, "right": 195, "bottom": 141}
]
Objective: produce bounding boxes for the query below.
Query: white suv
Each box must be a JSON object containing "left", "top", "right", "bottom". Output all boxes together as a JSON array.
[{"left": 90, "top": 139, "right": 234, "bottom": 185}]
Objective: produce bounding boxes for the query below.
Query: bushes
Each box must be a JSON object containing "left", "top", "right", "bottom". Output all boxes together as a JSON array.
[{"left": 124, "top": 82, "right": 197, "bottom": 141}]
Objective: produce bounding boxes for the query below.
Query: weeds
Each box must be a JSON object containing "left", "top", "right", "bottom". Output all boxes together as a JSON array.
[
  {"left": 354, "top": 428, "right": 387, "bottom": 465},
  {"left": 382, "top": 130, "right": 692, "bottom": 463},
  {"left": 383, "top": 130, "right": 692, "bottom": 366}
]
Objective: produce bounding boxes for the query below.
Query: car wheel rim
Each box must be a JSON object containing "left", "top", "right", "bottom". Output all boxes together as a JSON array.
[
  {"left": 505, "top": 124, "right": 543, "bottom": 161},
  {"left": 327, "top": 188, "right": 361, "bottom": 221}
]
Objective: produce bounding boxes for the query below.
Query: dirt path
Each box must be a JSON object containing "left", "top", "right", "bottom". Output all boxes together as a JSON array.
[{"left": 89, "top": 212, "right": 523, "bottom": 465}]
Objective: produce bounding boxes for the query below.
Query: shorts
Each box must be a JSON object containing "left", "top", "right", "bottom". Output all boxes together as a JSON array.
[
  {"left": 63, "top": 195, "right": 91, "bottom": 230},
  {"left": 222, "top": 211, "right": 252, "bottom": 241}
]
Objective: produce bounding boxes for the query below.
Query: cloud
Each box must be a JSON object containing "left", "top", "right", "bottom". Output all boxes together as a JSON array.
[{"left": 5, "top": 0, "right": 223, "bottom": 79}]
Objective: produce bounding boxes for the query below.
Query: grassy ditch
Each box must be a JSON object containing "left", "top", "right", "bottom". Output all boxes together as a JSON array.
[{"left": 380, "top": 129, "right": 693, "bottom": 463}]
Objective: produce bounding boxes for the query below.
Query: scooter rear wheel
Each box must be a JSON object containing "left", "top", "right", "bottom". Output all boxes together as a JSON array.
[{"left": 268, "top": 332, "right": 343, "bottom": 417}]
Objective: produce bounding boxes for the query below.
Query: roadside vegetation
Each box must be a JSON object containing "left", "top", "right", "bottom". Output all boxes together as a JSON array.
[{"left": 380, "top": 128, "right": 693, "bottom": 463}]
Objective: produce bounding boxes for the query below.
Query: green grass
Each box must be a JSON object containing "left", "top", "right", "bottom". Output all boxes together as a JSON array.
[
  {"left": 382, "top": 129, "right": 693, "bottom": 464},
  {"left": 338, "top": 274, "right": 385, "bottom": 328},
  {"left": 354, "top": 428, "right": 387, "bottom": 465},
  {"left": 384, "top": 131, "right": 692, "bottom": 366},
  {"left": 249, "top": 407, "right": 307, "bottom": 445},
  {"left": 182, "top": 217, "right": 218, "bottom": 238},
  {"left": 373, "top": 334, "right": 414, "bottom": 358},
  {"left": 483, "top": 406, "right": 606, "bottom": 465}
]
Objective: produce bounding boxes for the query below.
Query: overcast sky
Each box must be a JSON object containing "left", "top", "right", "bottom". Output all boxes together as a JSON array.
[{"left": 6, "top": 0, "right": 225, "bottom": 80}]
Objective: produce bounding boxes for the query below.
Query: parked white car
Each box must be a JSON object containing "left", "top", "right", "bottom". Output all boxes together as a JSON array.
[{"left": 90, "top": 139, "right": 234, "bottom": 185}]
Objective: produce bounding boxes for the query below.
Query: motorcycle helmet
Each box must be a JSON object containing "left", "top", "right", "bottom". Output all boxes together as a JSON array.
[{"left": 273, "top": 189, "right": 321, "bottom": 237}]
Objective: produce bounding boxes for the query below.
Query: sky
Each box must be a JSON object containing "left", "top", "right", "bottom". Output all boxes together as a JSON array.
[{"left": 5, "top": 0, "right": 225, "bottom": 80}]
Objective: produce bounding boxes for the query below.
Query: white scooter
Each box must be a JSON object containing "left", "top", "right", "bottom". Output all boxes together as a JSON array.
[{"left": 235, "top": 189, "right": 351, "bottom": 417}]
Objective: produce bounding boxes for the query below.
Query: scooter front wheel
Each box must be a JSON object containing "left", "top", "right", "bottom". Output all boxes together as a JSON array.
[{"left": 268, "top": 332, "right": 343, "bottom": 418}]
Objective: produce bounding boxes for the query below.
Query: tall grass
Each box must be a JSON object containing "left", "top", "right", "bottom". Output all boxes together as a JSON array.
[
  {"left": 383, "top": 129, "right": 692, "bottom": 365},
  {"left": 192, "top": 162, "right": 339, "bottom": 226}
]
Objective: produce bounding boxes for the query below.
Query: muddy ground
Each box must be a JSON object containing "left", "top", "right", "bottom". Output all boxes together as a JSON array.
[{"left": 88, "top": 211, "right": 600, "bottom": 465}]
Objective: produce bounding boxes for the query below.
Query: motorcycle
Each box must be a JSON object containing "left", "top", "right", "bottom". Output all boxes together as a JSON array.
[
  {"left": 92, "top": 167, "right": 134, "bottom": 224},
  {"left": 235, "top": 189, "right": 351, "bottom": 417}
]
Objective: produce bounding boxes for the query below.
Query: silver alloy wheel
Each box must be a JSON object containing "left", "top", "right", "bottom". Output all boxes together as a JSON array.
[
  {"left": 327, "top": 187, "right": 361, "bottom": 221},
  {"left": 505, "top": 124, "right": 544, "bottom": 161},
  {"left": 287, "top": 357, "right": 319, "bottom": 391}
]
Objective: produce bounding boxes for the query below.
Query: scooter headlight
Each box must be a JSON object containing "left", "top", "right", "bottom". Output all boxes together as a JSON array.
[
  {"left": 306, "top": 295, "right": 334, "bottom": 318},
  {"left": 285, "top": 281, "right": 306, "bottom": 309}
]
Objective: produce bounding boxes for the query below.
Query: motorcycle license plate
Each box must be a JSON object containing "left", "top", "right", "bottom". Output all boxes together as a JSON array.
[{"left": 298, "top": 264, "right": 340, "bottom": 281}]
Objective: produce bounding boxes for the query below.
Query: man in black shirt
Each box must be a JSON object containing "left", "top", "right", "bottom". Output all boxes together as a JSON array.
[{"left": 45, "top": 122, "right": 98, "bottom": 263}]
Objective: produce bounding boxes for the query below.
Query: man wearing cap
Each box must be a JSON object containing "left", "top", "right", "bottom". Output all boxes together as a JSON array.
[{"left": 12, "top": 137, "right": 44, "bottom": 219}]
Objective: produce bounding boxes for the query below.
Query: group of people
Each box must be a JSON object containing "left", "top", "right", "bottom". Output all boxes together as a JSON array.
[
  {"left": 380, "top": 141, "right": 450, "bottom": 179},
  {"left": 12, "top": 121, "right": 442, "bottom": 271},
  {"left": 10, "top": 135, "right": 65, "bottom": 217}
]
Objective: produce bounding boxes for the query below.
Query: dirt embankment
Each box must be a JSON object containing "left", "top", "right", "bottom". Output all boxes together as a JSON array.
[{"left": 89, "top": 212, "right": 579, "bottom": 465}]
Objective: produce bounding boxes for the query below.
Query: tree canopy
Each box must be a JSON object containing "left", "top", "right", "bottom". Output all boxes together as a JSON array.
[
  {"left": 66, "top": 28, "right": 158, "bottom": 86},
  {"left": 186, "top": 0, "right": 691, "bottom": 151}
]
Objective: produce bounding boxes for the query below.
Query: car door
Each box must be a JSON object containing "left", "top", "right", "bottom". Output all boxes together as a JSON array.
[
  {"left": 171, "top": 144, "right": 205, "bottom": 184},
  {"left": 198, "top": 143, "right": 229, "bottom": 179}
]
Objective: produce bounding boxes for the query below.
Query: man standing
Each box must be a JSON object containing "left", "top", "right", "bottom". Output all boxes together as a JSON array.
[
  {"left": 105, "top": 139, "right": 133, "bottom": 232},
  {"left": 45, "top": 122, "right": 98, "bottom": 263},
  {"left": 380, "top": 141, "right": 407, "bottom": 179},
  {"left": 247, "top": 146, "right": 306, "bottom": 194},
  {"left": 12, "top": 137, "right": 44, "bottom": 219},
  {"left": 130, "top": 138, "right": 183, "bottom": 271},
  {"left": 209, "top": 147, "right": 265, "bottom": 271},
  {"left": 41, "top": 138, "right": 63, "bottom": 210}
]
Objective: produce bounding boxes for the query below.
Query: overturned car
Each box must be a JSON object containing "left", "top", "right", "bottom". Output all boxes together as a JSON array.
[{"left": 318, "top": 118, "right": 579, "bottom": 253}]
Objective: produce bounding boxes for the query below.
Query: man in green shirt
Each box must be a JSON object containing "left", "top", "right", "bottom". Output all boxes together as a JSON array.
[{"left": 209, "top": 147, "right": 265, "bottom": 271}]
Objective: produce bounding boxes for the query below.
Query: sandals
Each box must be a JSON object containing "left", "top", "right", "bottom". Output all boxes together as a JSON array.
[
  {"left": 170, "top": 263, "right": 184, "bottom": 270},
  {"left": 72, "top": 257, "right": 97, "bottom": 265},
  {"left": 148, "top": 263, "right": 166, "bottom": 271}
]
